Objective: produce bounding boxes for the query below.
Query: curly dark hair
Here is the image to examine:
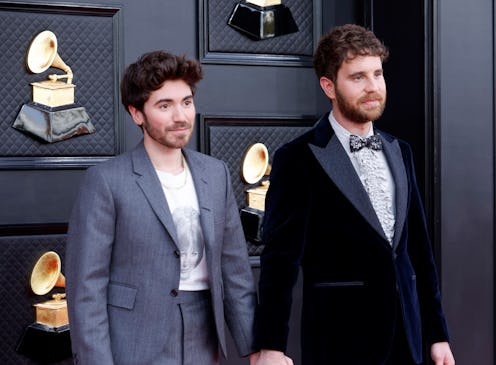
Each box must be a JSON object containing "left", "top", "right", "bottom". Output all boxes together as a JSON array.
[
  {"left": 313, "top": 24, "right": 389, "bottom": 82},
  {"left": 121, "top": 51, "right": 203, "bottom": 113}
]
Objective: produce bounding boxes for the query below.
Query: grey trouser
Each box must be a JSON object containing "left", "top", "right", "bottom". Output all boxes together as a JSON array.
[{"left": 164, "top": 290, "right": 219, "bottom": 365}]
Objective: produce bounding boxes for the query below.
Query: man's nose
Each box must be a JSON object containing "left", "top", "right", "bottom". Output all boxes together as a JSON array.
[
  {"left": 364, "top": 77, "right": 381, "bottom": 92},
  {"left": 172, "top": 105, "right": 187, "bottom": 120}
]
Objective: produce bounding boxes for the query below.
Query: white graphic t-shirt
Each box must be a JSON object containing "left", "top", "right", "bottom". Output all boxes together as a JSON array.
[{"left": 156, "top": 159, "right": 209, "bottom": 290}]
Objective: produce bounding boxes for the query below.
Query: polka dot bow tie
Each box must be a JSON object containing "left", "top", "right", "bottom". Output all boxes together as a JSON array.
[{"left": 349, "top": 134, "right": 383, "bottom": 152}]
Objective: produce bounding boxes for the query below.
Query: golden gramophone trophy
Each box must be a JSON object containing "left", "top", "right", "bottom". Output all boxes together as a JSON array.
[
  {"left": 240, "top": 143, "right": 271, "bottom": 243},
  {"left": 16, "top": 251, "right": 71, "bottom": 362},
  {"left": 12, "top": 30, "right": 95, "bottom": 143},
  {"left": 228, "top": 0, "right": 298, "bottom": 40},
  {"left": 242, "top": 143, "right": 271, "bottom": 210},
  {"left": 30, "top": 251, "right": 68, "bottom": 328}
]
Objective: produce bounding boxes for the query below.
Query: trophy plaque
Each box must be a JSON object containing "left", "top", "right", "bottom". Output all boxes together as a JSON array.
[{"left": 12, "top": 30, "right": 96, "bottom": 143}]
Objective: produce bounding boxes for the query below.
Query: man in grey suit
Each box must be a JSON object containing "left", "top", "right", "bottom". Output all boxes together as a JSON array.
[{"left": 66, "top": 51, "right": 259, "bottom": 365}]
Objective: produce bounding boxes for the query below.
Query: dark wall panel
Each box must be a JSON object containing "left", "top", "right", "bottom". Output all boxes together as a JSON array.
[
  {"left": 438, "top": 0, "right": 494, "bottom": 363},
  {"left": 372, "top": 0, "right": 427, "bottom": 198}
]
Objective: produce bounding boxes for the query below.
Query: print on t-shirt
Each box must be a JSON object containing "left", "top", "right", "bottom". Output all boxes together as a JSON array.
[{"left": 172, "top": 206, "right": 204, "bottom": 280}]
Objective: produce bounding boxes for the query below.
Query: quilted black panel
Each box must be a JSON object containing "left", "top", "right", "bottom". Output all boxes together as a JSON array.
[
  {"left": 207, "top": 0, "right": 314, "bottom": 56},
  {"left": 201, "top": 116, "right": 316, "bottom": 255},
  {"left": 0, "top": 4, "right": 120, "bottom": 157},
  {"left": 0, "top": 234, "right": 71, "bottom": 365}
]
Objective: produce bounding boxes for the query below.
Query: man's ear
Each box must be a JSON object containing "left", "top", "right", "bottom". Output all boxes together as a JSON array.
[
  {"left": 128, "top": 105, "right": 144, "bottom": 127},
  {"left": 319, "top": 77, "right": 335, "bottom": 100}
]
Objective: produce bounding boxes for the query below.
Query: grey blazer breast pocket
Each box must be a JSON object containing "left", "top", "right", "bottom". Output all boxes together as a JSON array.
[{"left": 108, "top": 282, "right": 138, "bottom": 310}]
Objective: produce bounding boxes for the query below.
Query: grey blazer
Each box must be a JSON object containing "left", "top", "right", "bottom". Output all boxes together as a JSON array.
[{"left": 66, "top": 142, "right": 256, "bottom": 365}]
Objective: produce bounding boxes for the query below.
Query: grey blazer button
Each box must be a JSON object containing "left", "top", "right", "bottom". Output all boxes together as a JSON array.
[
  {"left": 170, "top": 289, "right": 178, "bottom": 297},
  {"left": 174, "top": 250, "right": 180, "bottom": 258}
]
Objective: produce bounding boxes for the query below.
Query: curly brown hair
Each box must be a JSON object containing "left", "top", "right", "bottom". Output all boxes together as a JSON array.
[
  {"left": 313, "top": 24, "right": 389, "bottom": 82},
  {"left": 121, "top": 51, "right": 203, "bottom": 114}
]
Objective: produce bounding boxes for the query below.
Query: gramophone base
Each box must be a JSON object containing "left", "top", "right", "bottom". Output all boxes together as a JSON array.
[
  {"left": 31, "top": 81, "right": 75, "bottom": 108},
  {"left": 246, "top": 185, "right": 268, "bottom": 211},
  {"left": 240, "top": 206, "right": 264, "bottom": 244},
  {"left": 12, "top": 102, "right": 96, "bottom": 143},
  {"left": 34, "top": 299, "right": 69, "bottom": 328},
  {"left": 16, "top": 323, "right": 71, "bottom": 363},
  {"left": 228, "top": 2, "right": 298, "bottom": 40}
]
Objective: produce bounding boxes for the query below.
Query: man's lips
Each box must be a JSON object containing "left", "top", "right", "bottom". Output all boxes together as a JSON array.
[{"left": 361, "top": 98, "right": 382, "bottom": 108}]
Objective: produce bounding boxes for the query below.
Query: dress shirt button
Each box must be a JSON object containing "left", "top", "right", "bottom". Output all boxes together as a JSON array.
[{"left": 170, "top": 289, "right": 178, "bottom": 297}]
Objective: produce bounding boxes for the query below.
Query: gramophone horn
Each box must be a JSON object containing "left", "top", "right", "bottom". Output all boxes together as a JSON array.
[
  {"left": 242, "top": 143, "right": 270, "bottom": 184},
  {"left": 26, "top": 30, "right": 73, "bottom": 84},
  {"left": 30, "top": 251, "right": 66, "bottom": 296}
]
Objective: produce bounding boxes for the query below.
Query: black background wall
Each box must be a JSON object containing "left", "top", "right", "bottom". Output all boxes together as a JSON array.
[
  {"left": 437, "top": 0, "right": 495, "bottom": 364},
  {"left": 0, "top": 0, "right": 494, "bottom": 364}
]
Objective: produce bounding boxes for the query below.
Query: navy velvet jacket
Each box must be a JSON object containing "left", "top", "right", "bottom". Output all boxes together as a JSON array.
[{"left": 254, "top": 114, "right": 449, "bottom": 365}]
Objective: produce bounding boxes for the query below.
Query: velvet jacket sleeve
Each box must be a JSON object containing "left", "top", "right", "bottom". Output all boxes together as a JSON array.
[
  {"left": 253, "top": 143, "right": 308, "bottom": 352},
  {"left": 401, "top": 142, "right": 450, "bottom": 345}
]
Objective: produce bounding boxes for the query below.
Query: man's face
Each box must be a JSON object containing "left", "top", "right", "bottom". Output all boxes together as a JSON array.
[
  {"left": 332, "top": 55, "right": 386, "bottom": 124},
  {"left": 132, "top": 79, "right": 196, "bottom": 150}
]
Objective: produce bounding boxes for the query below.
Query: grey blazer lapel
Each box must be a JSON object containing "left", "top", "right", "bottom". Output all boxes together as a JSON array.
[
  {"left": 309, "top": 135, "right": 387, "bottom": 241},
  {"left": 183, "top": 150, "right": 215, "bottom": 261},
  {"left": 131, "top": 144, "right": 180, "bottom": 246},
  {"left": 379, "top": 134, "right": 408, "bottom": 249}
]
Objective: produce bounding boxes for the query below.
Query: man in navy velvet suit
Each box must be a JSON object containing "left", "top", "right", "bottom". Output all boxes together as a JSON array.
[{"left": 253, "top": 24, "right": 455, "bottom": 365}]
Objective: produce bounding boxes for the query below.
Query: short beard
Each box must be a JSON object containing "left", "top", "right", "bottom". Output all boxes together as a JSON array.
[
  {"left": 334, "top": 88, "right": 386, "bottom": 123},
  {"left": 142, "top": 113, "right": 192, "bottom": 149}
]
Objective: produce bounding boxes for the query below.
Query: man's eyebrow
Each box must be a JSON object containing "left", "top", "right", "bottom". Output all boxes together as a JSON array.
[
  {"left": 348, "top": 71, "right": 365, "bottom": 77},
  {"left": 153, "top": 95, "right": 193, "bottom": 106},
  {"left": 348, "top": 69, "right": 383, "bottom": 77}
]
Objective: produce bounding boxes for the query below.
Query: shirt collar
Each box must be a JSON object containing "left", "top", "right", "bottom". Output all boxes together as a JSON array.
[{"left": 328, "top": 111, "right": 375, "bottom": 153}]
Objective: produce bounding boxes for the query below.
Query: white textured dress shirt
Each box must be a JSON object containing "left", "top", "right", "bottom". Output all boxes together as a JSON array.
[{"left": 328, "top": 112, "right": 396, "bottom": 244}]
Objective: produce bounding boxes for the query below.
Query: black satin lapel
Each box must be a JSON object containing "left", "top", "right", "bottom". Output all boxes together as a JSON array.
[
  {"left": 381, "top": 137, "right": 408, "bottom": 249},
  {"left": 309, "top": 136, "right": 386, "bottom": 240}
]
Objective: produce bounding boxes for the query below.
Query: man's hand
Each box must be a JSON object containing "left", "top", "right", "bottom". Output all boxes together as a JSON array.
[
  {"left": 254, "top": 349, "right": 293, "bottom": 365},
  {"left": 249, "top": 352, "right": 259, "bottom": 365},
  {"left": 431, "top": 342, "right": 455, "bottom": 365}
]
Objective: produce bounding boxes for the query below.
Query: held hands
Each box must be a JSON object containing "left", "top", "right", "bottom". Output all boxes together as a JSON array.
[
  {"left": 431, "top": 342, "right": 455, "bottom": 365},
  {"left": 252, "top": 349, "right": 294, "bottom": 365},
  {"left": 249, "top": 352, "right": 259, "bottom": 365},
  {"left": 251, "top": 343, "right": 454, "bottom": 364}
]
